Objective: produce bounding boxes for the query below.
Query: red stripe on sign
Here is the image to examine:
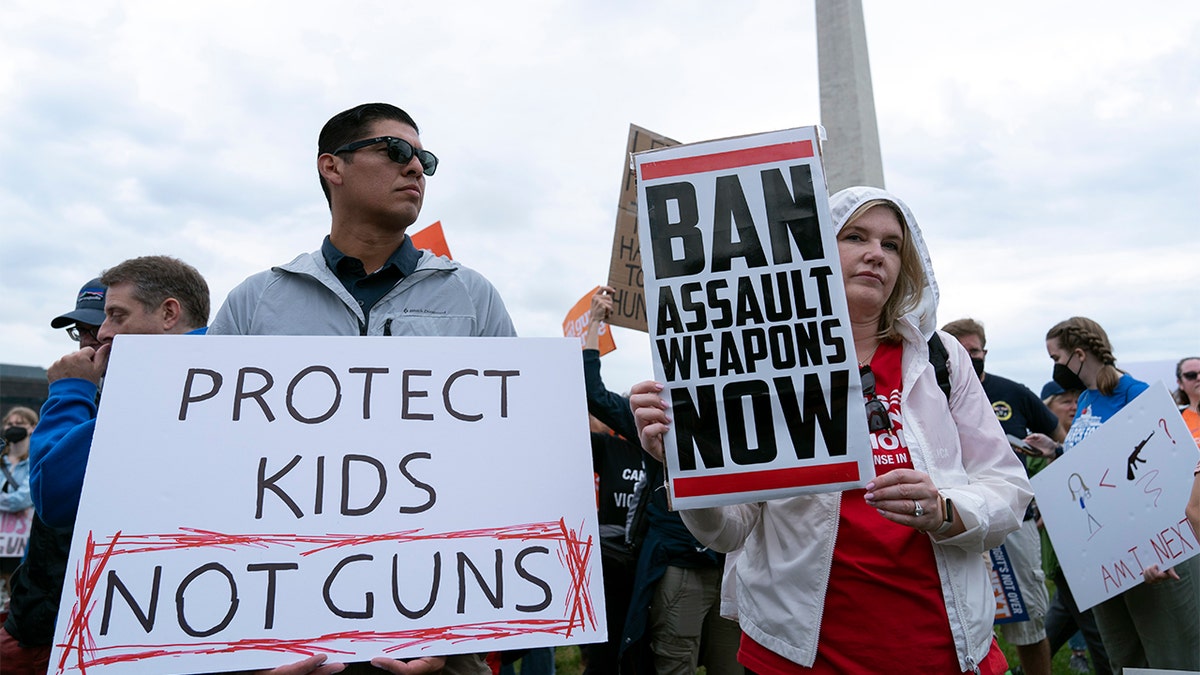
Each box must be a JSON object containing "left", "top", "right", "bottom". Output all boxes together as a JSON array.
[
  {"left": 640, "top": 140, "right": 815, "bottom": 180},
  {"left": 673, "top": 461, "right": 861, "bottom": 499}
]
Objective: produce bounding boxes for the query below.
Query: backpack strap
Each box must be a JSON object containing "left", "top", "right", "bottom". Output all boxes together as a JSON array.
[{"left": 928, "top": 332, "right": 952, "bottom": 402}]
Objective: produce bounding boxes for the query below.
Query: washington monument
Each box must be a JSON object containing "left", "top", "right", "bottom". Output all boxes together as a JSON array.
[{"left": 816, "top": 0, "right": 885, "bottom": 192}]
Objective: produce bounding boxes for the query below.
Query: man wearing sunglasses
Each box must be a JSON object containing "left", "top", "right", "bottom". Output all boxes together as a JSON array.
[
  {"left": 210, "top": 102, "right": 514, "bottom": 340},
  {"left": 209, "top": 104, "right": 514, "bottom": 674},
  {"left": 30, "top": 258, "right": 210, "bottom": 530}
]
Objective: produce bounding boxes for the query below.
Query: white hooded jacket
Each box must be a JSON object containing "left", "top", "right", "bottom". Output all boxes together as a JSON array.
[{"left": 681, "top": 186, "right": 1031, "bottom": 672}]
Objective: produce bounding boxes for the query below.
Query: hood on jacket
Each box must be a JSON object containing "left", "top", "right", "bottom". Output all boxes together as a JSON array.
[{"left": 828, "top": 186, "right": 940, "bottom": 339}]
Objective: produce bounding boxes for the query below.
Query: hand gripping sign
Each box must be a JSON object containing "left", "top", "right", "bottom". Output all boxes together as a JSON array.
[
  {"left": 634, "top": 126, "right": 874, "bottom": 509},
  {"left": 51, "top": 335, "right": 604, "bottom": 675}
]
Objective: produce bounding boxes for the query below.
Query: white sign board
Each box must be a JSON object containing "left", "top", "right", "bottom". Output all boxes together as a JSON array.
[
  {"left": 51, "top": 335, "right": 604, "bottom": 674},
  {"left": 1031, "top": 383, "right": 1200, "bottom": 610},
  {"left": 634, "top": 126, "right": 872, "bottom": 509}
]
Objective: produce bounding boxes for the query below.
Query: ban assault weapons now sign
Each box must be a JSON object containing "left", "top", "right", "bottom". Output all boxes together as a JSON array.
[{"left": 634, "top": 126, "right": 874, "bottom": 509}]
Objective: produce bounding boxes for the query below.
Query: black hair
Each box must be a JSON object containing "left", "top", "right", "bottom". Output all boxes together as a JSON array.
[{"left": 317, "top": 103, "right": 420, "bottom": 206}]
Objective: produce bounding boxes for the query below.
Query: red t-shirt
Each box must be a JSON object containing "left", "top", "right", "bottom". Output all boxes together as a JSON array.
[{"left": 739, "top": 342, "right": 1006, "bottom": 675}]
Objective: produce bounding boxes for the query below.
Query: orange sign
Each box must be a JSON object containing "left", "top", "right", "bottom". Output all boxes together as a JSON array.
[
  {"left": 410, "top": 221, "right": 452, "bottom": 259},
  {"left": 563, "top": 286, "right": 616, "bottom": 355}
]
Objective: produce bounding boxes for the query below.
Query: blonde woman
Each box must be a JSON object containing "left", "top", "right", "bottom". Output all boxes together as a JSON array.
[{"left": 631, "top": 187, "right": 1030, "bottom": 674}]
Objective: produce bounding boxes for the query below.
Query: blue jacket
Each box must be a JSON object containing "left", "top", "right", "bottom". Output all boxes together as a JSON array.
[
  {"left": 1, "top": 455, "right": 32, "bottom": 512},
  {"left": 28, "top": 377, "right": 98, "bottom": 528}
]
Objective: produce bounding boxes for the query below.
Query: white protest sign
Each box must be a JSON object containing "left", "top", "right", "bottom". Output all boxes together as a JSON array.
[
  {"left": 1032, "top": 383, "right": 1200, "bottom": 610},
  {"left": 51, "top": 335, "right": 604, "bottom": 674},
  {"left": 634, "top": 126, "right": 872, "bottom": 509}
]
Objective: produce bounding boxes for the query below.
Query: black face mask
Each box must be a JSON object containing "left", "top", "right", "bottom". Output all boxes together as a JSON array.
[
  {"left": 970, "top": 357, "right": 985, "bottom": 378},
  {"left": 2, "top": 426, "right": 28, "bottom": 444},
  {"left": 1053, "top": 353, "right": 1086, "bottom": 392}
]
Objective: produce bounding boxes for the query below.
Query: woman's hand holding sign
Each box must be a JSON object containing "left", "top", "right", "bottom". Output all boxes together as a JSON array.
[{"left": 630, "top": 380, "right": 669, "bottom": 463}]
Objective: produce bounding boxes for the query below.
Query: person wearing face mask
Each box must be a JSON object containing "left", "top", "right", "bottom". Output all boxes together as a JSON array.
[
  {"left": 1, "top": 407, "right": 38, "bottom": 514},
  {"left": 1042, "top": 317, "right": 1199, "bottom": 672},
  {"left": 1, "top": 407, "right": 39, "bottom": 608},
  {"left": 941, "top": 318, "right": 1063, "bottom": 675}
]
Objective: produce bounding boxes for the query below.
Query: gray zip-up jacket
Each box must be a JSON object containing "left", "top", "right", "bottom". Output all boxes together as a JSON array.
[{"left": 209, "top": 249, "right": 516, "bottom": 338}]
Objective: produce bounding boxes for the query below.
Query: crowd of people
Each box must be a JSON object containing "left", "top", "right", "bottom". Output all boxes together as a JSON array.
[
  {"left": 627, "top": 187, "right": 1199, "bottom": 675},
  {"left": 0, "top": 103, "right": 1197, "bottom": 675}
]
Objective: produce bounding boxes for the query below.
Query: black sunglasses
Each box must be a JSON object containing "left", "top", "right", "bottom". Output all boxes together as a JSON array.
[
  {"left": 1183, "top": 371, "right": 1199, "bottom": 382},
  {"left": 333, "top": 136, "right": 438, "bottom": 176},
  {"left": 860, "top": 365, "right": 893, "bottom": 432},
  {"left": 66, "top": 325, "right": 100, "bottom": 342}
]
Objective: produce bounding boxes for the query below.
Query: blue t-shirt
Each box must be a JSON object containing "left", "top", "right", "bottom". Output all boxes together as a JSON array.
[{"left": 1062, "top": 373, "right": 1149, "bottom": 452}]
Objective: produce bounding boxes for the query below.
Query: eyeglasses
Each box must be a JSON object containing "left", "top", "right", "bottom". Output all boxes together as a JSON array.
[
  {"left": 333, "top": 136, "right": 438, "bottom": 176},
  {"left": 1183, "top": 371, "right": 1199, "bottom": 382},
  {"left": 66, "top": 324, "right": 100, "bottom": 342},
  {"left": 860, "top": 365, "right": 893, "bottom": 432}
]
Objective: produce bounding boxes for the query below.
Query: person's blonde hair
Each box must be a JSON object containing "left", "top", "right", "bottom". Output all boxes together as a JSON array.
[
  {"left": 1045, "top": 317, "right": 1123, "bottom": 396},
  {"left": 843, "top": 199, "right": 927, "bottom": 341},
  {"left": 3, "top": 406, "right": 38, "bottom": 428}
]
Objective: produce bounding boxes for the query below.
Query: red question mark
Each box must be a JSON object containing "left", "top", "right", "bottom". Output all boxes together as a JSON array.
[{"left": 1158, "top": 417, "right": 1175, "bottom": 444}]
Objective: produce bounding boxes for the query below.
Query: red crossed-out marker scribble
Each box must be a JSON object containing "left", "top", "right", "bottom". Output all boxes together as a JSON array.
[{"left": 57, "top": 519, "right": 595, "bottom": 674}]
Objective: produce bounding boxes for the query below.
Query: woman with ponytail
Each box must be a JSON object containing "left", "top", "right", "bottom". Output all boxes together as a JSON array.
[{"left": 1044, "top": 317, "right": 1200, "bottom": 672}]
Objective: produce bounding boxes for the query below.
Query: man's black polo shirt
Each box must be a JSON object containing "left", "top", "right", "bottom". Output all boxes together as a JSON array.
[{"left": 321, "top": 235, "right": 422, "bottom": 326}]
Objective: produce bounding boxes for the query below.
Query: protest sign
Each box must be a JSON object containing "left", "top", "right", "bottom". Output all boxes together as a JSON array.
[
  {"left": 1032, "top": 383, "right": 1200, "bottom": 610},
  {"left": 51, "top": 335, "right": 604, "bottom": 674},
  {"left": 1, "top": 507, "right": 33, "bottom": 557},
  {"left": 410, "top": 221, "right": 452, "bottom": 259},
  {"left": 606, "top": 124, "right": 680, "bottom": 332},
  {"left": 989, "top": 544, "right": 1030, "bottom": 624},
  {"left": 563, "top": 286, "right": 616, "bottom": 356},
  {"left": 634, "top": 126, "right": 873, "bottom": 509}
]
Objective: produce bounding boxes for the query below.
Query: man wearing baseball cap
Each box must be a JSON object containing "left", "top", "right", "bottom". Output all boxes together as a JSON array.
[
  {"left": 0, "top": 278, "right": 106, "bottom": 674},
  {"left": 24, "top": 259, "right": 340, "bottom": 675},
  {"left": 48, "top": 277, "right": 107, "bottom": 350}
]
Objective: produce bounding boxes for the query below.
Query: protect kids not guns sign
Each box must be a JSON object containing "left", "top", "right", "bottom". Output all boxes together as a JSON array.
[
  {"left": 634, "top": 126, "right": 873, "bottom": 509},
  {"left": 51, "top": 335, "right": 604, "bottom": 675}
]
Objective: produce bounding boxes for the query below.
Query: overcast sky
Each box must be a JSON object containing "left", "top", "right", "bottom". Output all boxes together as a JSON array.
[{"left": 1, "top": 1, "right": 1196, "bottom": 398}]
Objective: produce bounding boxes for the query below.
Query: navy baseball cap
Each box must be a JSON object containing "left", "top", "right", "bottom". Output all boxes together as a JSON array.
[
  {"left": 50, "top": 278, "right": 107, "bottom": 328},
  {"left": 1040, "top": 381, "right": 1065, "bottom": 400}
]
